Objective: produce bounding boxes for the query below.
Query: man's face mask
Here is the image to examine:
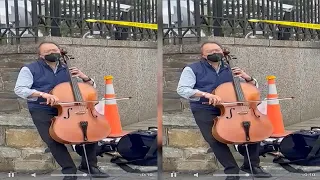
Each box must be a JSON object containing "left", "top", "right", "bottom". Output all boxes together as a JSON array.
[
  {"left": 44, "top": 53, "right": 61, "bottom": 62},
  {"left": 206, "top": 53, "right": 224, "bottom": 62}
]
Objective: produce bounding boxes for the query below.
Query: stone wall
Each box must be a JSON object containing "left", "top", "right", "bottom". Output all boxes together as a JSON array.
[
  {"left": 0, "top": 114, "right": 57, "bottom": 172},
  {"left": 163, "top": 37, "right": 320, "bottom": 172},
  {"left": 162, "top": 113, "right": 222, "bottom": 173},
  {"left": 0, "top": 37, "right": 157, "bottom": 172}
]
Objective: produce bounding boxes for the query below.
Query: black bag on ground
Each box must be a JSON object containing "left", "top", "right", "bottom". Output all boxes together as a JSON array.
[
  {"left": 272, "top": 127, "right": 320, "bottom": 173},
  {"left": 235, "top": 139, "right": 281, "bottom": 157},
  {"left": 111, "top": 127, "right": 157, "bottom": 165},
  {"left": 74, "top": 127, "right": 158, "bottom": 173}
]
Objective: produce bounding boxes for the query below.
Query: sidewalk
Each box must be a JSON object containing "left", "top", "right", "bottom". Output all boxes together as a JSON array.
[
  {"left": 163, "top": 117, "right": 320, "bottom": 180},
  {"left": 123, "top": 118, "right": 157, "bottom": 132},
  {"left": 0, "top": 118, "right": 158, "bottom": 180}
]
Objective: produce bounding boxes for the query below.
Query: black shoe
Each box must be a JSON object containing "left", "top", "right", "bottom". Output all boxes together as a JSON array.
[
  {"left": 240, "top": 165, "right": 272, "bottom": 178},
  {"left": 78, "top": 165, "right": 110, "bottom": 178},
  {"left": 63, "top": 176, "right": 77, "bottom": 180},
  {"left": 225, "top": 176, "right": 240, "bottom": 180}
]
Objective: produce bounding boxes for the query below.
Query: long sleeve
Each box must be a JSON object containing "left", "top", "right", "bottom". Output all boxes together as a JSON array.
[
  {"left": 176, "top": 67, "right": 201, "bottom": 101},
  {"left": 14, "top": 67, "right": 38, "bottom": 101}
]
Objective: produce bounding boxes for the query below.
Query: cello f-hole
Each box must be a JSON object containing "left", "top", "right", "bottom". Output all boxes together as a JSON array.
[
  {"left": 226, "top": 108, "right": 235, "bottom": 119},
  {"left": 64, "top": 108, "right": 72, "bottom": 119},
  {"left": 251, "top": 108, "right": 260, "bottom": 118},
  {"left": 90, "top": 109, "right": 98, "bottom": 118}
]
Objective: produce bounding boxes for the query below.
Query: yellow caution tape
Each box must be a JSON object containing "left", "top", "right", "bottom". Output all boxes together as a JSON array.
[
  {"left": 249, "top": 19, "right": 320, "bottom": 30},
  {"left": 85, "top": 19, "right": 158, "bottom": 30}
]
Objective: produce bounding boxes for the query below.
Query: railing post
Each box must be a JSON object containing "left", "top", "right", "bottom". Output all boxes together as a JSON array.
[
  {"left": 212, "top": 0, "right": 224, "bottom": 36},
  {"left": 50, "top": 0, "right": 61, "bottom": 37},
  {"left": 278, "top": 1, "right": 291, "bottom": 41},
  {"left": 194, "top": 0, "right": 201, "bottom": 43},
  {"left": 13, "top": 0, "right": 20, "bottom": 44},
  {"left": 31, "top": 0, "right": 39, "bottom": 42},
  {"left": 176, "top": 0, "right": 183, "bottom": 44}
]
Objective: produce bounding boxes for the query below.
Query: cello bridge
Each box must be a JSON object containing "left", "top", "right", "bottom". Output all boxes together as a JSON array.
[
  {"left": 237, "top": 111, "right": 248, "bottom": 115},
  {"left": 76, "top": 111, "right": 87, "bottom": 115}
]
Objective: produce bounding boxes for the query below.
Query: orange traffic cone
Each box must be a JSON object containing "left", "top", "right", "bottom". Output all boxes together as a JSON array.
[
  {"left": 104, "top": 75, "right": 127, "bottom": 137},
  {"left": 266, "top": 75, "right": 291, "bottom": 138}
]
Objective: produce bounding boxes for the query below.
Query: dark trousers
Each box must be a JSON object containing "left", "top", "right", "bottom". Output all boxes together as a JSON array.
[
  {"left": 30, "top": 110, "right": 98, "bottom": 174},
  {"left": 192, "top": 109, "right": 260, "bottom": 174}
]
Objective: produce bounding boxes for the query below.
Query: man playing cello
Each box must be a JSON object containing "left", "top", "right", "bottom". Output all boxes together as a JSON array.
[
  {"left": 14, "top": 42, "right": 109, "bottom": 180},
  {"left": 176, "top": 41, "right": 272, "bottom": 180}
]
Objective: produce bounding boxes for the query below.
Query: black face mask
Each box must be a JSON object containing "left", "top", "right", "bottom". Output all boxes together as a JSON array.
[
  {"left": 206, "top": 53, "right": 223, "bottom": 62},
  {"left": 44, "top": 53, "right": 61, "bottom": 62}
]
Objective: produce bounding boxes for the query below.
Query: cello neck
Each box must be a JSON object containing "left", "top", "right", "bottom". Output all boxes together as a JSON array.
[
  {"left": 224, "top": 53, "right": 246, "bottom": 102},
  {"left": 62, "top": 55, "right": 83, "bottom": 102},
  {"left": 232, "top": 75, "right": 246, "bottom": 102}
]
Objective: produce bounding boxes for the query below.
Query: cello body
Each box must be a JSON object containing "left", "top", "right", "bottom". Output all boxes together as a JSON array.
[
  {"left": 212, "top": 82, "right": 273, "bottom": 144},
  {"left": 211, "top": 50, "right": 273, "bottom": 145},
  {"left": 48, "top": 53, "right": 111, "bottom": 145},
  {"left": 49, "top": 82, "right": 111, "bottom": 144}
]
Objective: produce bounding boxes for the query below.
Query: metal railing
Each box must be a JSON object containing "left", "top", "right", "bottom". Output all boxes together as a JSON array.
[
  {"left": 0, "top": 0, "right": 157, "bottom": 45},
  {"left": 163, "top": 0, "right": 320, "bottom": 44}
]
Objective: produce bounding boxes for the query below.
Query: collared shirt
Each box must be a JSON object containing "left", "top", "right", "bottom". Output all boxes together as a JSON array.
[
  {"left": 177, "top": 65, "right": 259, "bottom": 101},
  {"left": 14, "top": 62, "right": 96, "bottom": 101}
]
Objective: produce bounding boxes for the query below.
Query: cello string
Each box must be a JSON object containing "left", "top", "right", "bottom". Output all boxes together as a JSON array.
[
  {"left": 66, "top": 55, "right": 86, "bottom": 112},
  {"left": 227, "top": 55, "right": 247, "bottom": 112}
]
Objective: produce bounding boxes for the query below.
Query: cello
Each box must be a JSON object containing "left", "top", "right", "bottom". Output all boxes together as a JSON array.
[
  {"left": 48, "top": 51, "right": 112, "bottom": 145},
  {"left": 211, "top": 50, "right": 274, "bottom": 145},
  {"left": 43, "top": 50, "right": 113, "bottom": 179}
]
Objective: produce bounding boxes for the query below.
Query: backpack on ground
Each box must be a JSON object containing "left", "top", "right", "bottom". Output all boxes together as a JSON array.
[
  {"left": 74, "top": 127, "right": 158, "bottom": 173},
  {"left": 235, "top": 127, "right": 320, "bottom": 173},
  {"left": 272, "top": 127, "right": 320, "bottom": 173}
]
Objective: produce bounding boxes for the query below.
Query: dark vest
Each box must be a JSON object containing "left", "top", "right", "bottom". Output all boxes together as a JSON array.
[
  {"left": 25, "top": 60, "right": 71, "bottom": 112},
  {"left": 187, "top": 60, "right": 234, "bottom": 114}
]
